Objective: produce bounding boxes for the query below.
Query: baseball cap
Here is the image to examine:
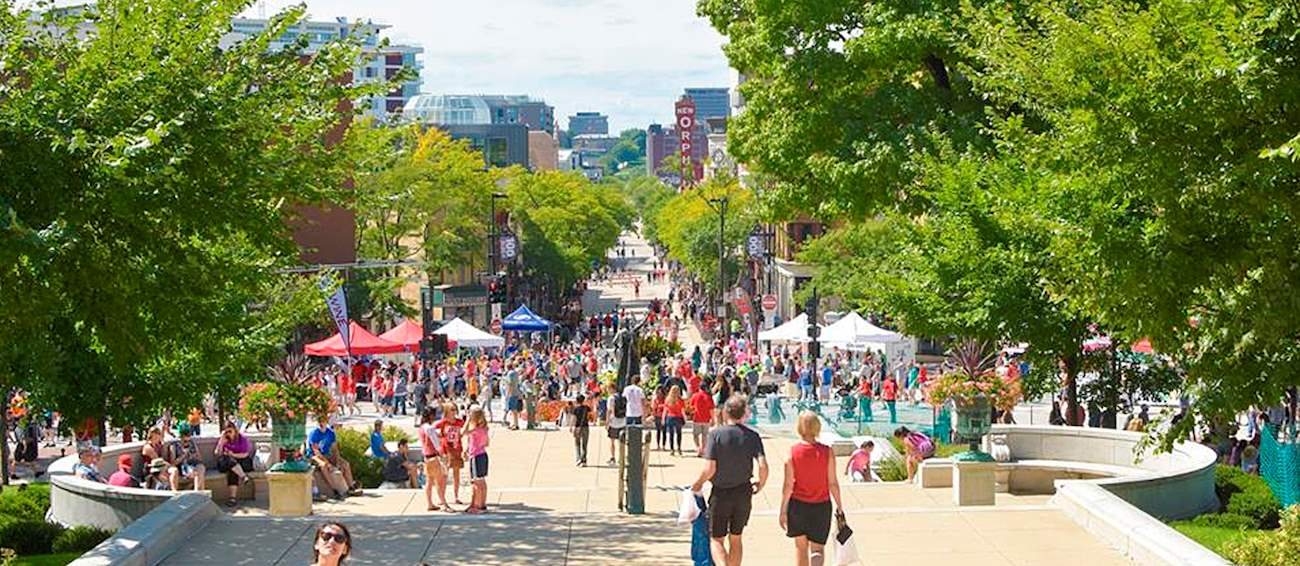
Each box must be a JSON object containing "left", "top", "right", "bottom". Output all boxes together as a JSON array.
[
  {"left": 148, "top": 458, "right": 168, "bottom": 473},
  {"left": 117, "top": 454, "right": 133, "bottom": 470}
]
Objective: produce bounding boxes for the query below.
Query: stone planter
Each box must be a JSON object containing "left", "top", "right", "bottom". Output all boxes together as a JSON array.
[{"left": 267, "top": 471, "right": 313, "bottom": 517}]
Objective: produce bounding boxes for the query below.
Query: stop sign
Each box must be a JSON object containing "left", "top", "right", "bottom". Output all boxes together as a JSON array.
[
  {"left": 491, "top": 319, "right": 503, "bottom": 335},
  {"left": 762, "top": 294, "right": 778, "bottom": 311}
]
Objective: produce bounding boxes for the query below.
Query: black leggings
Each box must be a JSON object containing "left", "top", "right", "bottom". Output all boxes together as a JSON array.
[{"left": 654, "top": 416, "right": 665, "bottom": 447}]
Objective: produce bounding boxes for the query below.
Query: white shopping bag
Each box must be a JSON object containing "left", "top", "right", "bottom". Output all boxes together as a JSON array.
[
  {"left": 834, "top": 518, "right": 860, "bottom": 565},
  {"left": 677, "top": 488, "right": 702, "bottom": 525}
]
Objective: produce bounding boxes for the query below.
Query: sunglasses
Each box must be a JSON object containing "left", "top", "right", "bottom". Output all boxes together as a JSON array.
[{"left": 319, "top": 531, "right": 347, "bottom": 544}]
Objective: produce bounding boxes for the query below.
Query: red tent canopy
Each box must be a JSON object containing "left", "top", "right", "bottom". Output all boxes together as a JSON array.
[
  {"left": 378, "top": 320, "right": 423, "bottom": 352},
  {"left": 304, "top": 321, "right": 406, "bottom": 356},
  {"left": 1132, "top": 337, "right": 1154, "bottom": 354}
]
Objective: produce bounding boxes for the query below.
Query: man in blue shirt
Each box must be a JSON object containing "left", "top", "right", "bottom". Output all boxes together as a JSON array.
[
  {"left": 307, "top": 417, "right": 358, "bottom": 499},
  {"left": 798, "top": 365, "right": 813, "bottom": 401},
  {"left": 369, "top": 420, "right": 389, "bottom": 460},
  {"left": 820, "top": 365, "right": 834, "bottom": 401}
]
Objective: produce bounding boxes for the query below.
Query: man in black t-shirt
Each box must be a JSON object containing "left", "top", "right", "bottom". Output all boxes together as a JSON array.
[
  {"left": 381, "top": 439, "right": 418, "bottom": 488},
  {"left": 570, "top": 394, "right": 592, "bottom": 467},
  {"left": 691, "top": 394, "right": 768, "bottom": 566}
]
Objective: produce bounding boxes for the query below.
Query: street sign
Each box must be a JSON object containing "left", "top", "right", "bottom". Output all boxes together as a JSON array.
[
  {"left": 761, "top": 294, "right": 778, "bottom": 311},
  {"left": 490, "top": 318, "right": 503, "bottom": 335}
]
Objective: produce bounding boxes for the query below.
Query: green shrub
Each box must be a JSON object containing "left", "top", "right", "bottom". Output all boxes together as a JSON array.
[
  {"left": 336, "top": 428, "right": 383, "bottom": 489},
  {"left": 1215, "top": 465, "right": 1250, "bottom": 508},
  {"left": 1228, "top": 487, "right": 1282, "bottom": 529},
  {"left": 0, "top": 484, "right": 51, "bottom": 519},
  {"left": 0, "top": 520, "right": 64, "bottom": 555},
  {"left": 1226, "top": 505, "right": 1300, "bottom": 566},
  {"left": 1191, "top": 513, "right": 1257, "bottom": 530},
  {"left": 876, "top": 457, "right": 907, "bottom": 482},
  {"left": 381, "top": 427, "right": 412, "bottom": 444},
  {"left": 51, "top": 525, "right": 114, "bottom": 554}
]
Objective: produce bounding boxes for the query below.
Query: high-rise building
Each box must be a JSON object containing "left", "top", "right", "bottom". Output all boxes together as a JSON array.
[
  {"left": 224, "top": 17, "right": 423, "bottom": 123},
  {"left": 568, "top": 112, "right": 609, "bottom": 136},
  {"left": 684, "top": 87, "right": 731, "bottom": 122}
]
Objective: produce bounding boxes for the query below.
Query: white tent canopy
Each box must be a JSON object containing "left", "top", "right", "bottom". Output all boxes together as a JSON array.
[
  {"left": 820, "top": 312, "right": 906, "bottom": 346},
  {"left": 432, "top": 317, "right": 505, "bottom": 349},
  {"left": 758, "top": 313, "right": 821, "bottom": 343}
]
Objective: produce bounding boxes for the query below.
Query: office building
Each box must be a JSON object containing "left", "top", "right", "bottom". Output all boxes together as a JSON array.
[
  {"left": 684, "top": 87, "right": 731, "bottom": 122},
  {"left": 225, "top": 17, "right": 423, "bottom": 123},
  {"left": 482, "top": 96, "right": 556, "bottom": 134},
  {"left": 568, "top": 112, "right": 609, "bottom": 136},
  {"left": 438, "top": 123, "right": 531, "bottom": 169},
  {"left": 401, "top": 95, "right": 554, "bottom": 132}
]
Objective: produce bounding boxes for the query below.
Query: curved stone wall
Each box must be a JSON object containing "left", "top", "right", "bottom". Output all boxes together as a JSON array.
[
  {"left": 48, "top": 434, "right": 275, "bottom": 530},
  {"left": 982, "top": 424, "right": 1219, "bottom": 520}
]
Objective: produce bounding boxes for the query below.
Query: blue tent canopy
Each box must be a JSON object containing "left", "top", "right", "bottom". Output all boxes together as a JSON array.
[{"left": 501, "top": 304, "right": 552, "bottom": 332}]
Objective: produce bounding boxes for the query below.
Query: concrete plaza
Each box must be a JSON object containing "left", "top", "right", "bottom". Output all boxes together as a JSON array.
[{"left": 163, "top": 425, "right": 1134, "bottom": 565}]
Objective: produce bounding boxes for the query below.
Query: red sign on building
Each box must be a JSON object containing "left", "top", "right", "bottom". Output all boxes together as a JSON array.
[{"left": 675, "top": 97, "right": 698, "bottom": 187}]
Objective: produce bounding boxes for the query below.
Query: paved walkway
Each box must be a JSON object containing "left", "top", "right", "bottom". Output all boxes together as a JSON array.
[
  {"left": 165, "top": 424, "right": 1133, "bottom": 565},
  {"left": 160, "top": 228, "right": 1134, "bottom": 564}
]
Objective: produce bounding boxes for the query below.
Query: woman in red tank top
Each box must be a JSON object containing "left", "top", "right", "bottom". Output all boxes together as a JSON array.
[{"left": 781, "top": 411, "right": 845, "bottom": 565}]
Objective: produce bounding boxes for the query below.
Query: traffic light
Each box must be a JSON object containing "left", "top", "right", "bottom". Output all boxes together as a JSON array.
[{"left": 488, "top": 278, "right": 506, "bottom": 304}]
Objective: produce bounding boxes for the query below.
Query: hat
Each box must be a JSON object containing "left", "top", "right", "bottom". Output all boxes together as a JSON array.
[
  {"left": 77, "top": 444, "right": 101, "bottom": 456},
  {"left": 148, "top": 458, "right": 168, "bottom": 473},
  {"left": 117, "top": 454, "right": 133, "bottom": 470}
]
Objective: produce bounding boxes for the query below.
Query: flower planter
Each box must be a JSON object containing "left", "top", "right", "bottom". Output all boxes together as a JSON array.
[
  {"left": 952, "top": 395, "right": 994, "bottom": 463},
  {"left": 269, "top": 416, "right": 310, "bottom": 473}
]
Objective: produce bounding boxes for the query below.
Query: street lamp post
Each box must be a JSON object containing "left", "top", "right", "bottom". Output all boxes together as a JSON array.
[{"left": 706, "top": 197, "right": 729, "bottom": 328}]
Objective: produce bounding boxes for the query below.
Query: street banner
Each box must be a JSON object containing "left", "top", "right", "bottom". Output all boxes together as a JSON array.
[{"left": 318, "top": 273, "right": 351, "bottom": 353}]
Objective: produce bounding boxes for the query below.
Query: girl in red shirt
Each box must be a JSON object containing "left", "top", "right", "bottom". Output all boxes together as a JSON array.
[
  {"left": 651, "top": 388, "right": 666, "bottom": 451},
  {"left": 663, "top": 385, "right": 686, "bottom": 456}
]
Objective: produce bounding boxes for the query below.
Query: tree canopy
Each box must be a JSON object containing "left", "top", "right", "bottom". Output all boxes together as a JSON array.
[
  {"left": 705, "top": 0, "right": 1300, "bottom": 439},
  {"left": 653, "top": 177, "right": 758, "bottom": 294},
  {"left": 0, "top": 0, "right": 375, "bottom": 429}
]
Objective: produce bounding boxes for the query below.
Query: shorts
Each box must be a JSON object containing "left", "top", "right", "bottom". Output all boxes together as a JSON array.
[
  {"left": 785, "top": 499, "right": 832, "bottom": 545},
  {"left": 607, "top": 426, "right": 624, "bottom": 440},
  {"left": 508, "top": 397, "right": 523, "bottom": 412},
  {"left": 708, "top": 484, "right": 754, "bottom": 539},
  {"left": 447, "top": 451, "right": 464, "bottom": 470},
  {"left": 692, "top": 422, "right": 709, "bottom": 436},
  {"left": 469, "top": 453, "right": 489, "bottom": 480}
]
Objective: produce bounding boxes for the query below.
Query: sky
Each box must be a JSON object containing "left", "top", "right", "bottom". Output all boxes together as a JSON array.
[{"left": 241, "top": 0, "right": 734, "bottom": 133}]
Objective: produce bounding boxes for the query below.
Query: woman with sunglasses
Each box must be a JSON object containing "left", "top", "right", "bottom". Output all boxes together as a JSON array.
[{"left": 312, "top": 521, "right": 351, "bottom": 566}]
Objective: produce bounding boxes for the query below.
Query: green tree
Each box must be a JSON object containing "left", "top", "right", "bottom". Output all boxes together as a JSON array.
[
  {"left": 655, "top": 177, "right": 757, "bottom": 294},
  {"left": 798, "top": 150, "right": 1090, "bottom": 412},
  {"left": 958, "top": 0, "right": 1300, "bottom": 444},
  {"left": 505, "top": 171, "right": 630, "bottom": 305},
  {"left": 345, "top": 124, "right": 497, "bottom": 327},
  {"left": 0, "top": 0, "right": 376, "bottom": 436},
  {"left": 697, "top": 0, "right": 992, "bottom": 218}
]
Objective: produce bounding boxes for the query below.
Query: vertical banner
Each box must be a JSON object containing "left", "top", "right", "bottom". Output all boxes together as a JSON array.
[
  {"left": 675, "top": 96, "right": 698, "bottom": 188},
  {"left": 318, "top": 273, "right": 351, "bottom": 354}
]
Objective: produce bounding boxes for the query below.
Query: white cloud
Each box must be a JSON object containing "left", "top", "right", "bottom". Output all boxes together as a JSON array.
[{"left": 243, "top": 0, "right": 733, "bottom": 132}]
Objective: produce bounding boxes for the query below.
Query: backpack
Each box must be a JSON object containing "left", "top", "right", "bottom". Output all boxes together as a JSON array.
[{"left": 613, "top": 394, "right": 628, "bottom": 419}]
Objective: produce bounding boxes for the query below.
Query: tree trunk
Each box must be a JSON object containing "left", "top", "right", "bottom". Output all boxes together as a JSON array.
[
  {"left": 1064, "top": 354, "right": 1082, "bottom": 426},
  {"left": 923, "top": 54, "right": 951, "bottom": 91},
  {"left": 0, "top": 389, "right": 10, "bottom": 491}
]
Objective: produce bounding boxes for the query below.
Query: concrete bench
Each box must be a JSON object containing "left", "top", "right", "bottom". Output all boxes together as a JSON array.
[{"left": 917, "top": 457, "right": 1136, "bottom": 493}]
